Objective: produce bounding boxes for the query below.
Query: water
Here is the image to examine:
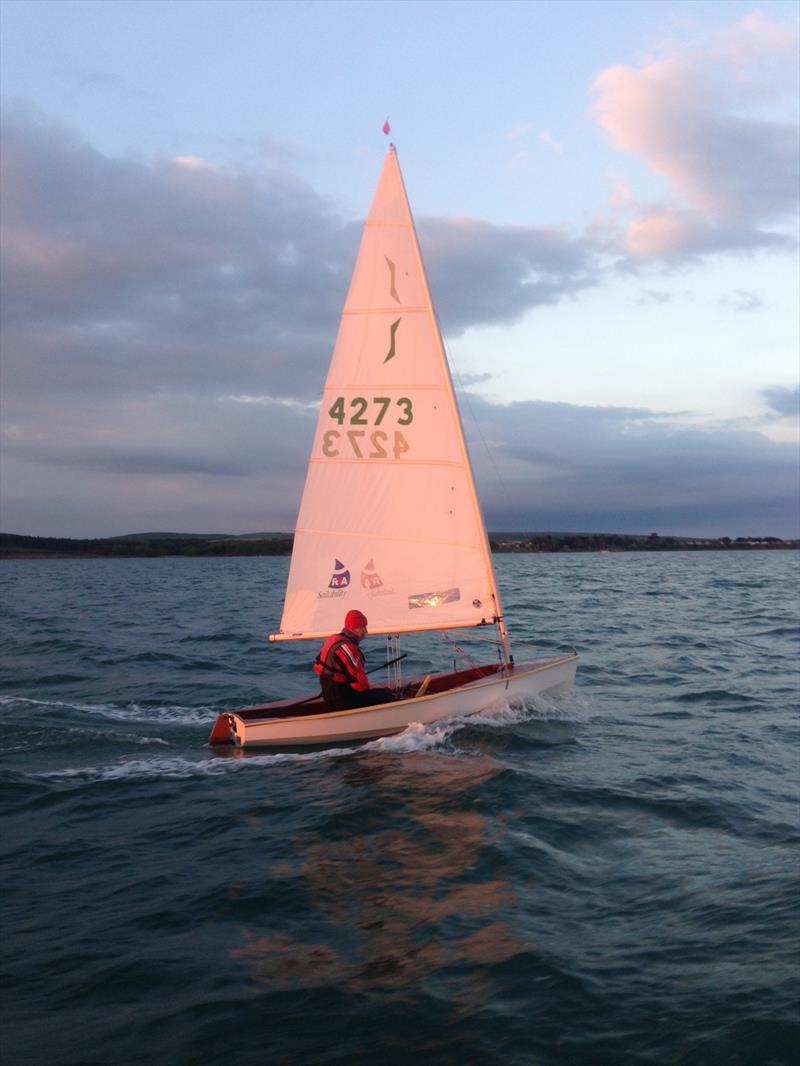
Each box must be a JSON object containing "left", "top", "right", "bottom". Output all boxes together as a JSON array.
[{"left": 1, "top": 552, "right": 798, "bottom": 1066}]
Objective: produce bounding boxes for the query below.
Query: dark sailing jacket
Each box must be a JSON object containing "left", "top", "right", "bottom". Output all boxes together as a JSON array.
[{"left": 313, "top": 629, "right": 369, "bottom": 691}]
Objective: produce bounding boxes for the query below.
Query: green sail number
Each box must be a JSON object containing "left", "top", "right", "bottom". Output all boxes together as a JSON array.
[
  {"left": 327, "top": 397, "right": 413, "bottom": 426},
  {"left": 324, "top": 397, "right": 413, "bottom": 458}
]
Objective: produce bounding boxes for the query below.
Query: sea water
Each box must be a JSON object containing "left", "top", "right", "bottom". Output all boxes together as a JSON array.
[{"left": 1, "top": 551, "right": 798, "bottom": 1066}]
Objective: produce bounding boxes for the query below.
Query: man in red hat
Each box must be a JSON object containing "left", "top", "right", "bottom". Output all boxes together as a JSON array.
[{"left": 314, "top": 609, "right": 395, "bottom": 710}]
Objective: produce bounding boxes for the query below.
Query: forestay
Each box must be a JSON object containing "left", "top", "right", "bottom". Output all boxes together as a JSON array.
[{"left": 270, "top": 148, "right": 504, "bottom": 642}]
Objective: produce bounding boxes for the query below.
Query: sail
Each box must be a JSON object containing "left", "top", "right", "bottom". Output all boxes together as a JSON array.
[{"left": 271, "top": 148, "right": 503, "bottom": 641}]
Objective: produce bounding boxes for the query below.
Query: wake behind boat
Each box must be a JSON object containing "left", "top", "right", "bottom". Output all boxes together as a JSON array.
[{"left": 209, "top": 146, "right": 577, "bottom": 749}]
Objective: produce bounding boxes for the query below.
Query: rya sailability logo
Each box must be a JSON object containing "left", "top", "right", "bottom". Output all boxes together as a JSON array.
[
  {"left": 318, "top": 559, "right": 350, "bottom": 600},
  {"left": 361, "top": 559, "right": 394, "bottom": 598},
  {"left": 328, "top": 559, "right": 351, "bottom": 589},
  {"left": 360, "top": 559, "right": 384, "bottom": 590}
]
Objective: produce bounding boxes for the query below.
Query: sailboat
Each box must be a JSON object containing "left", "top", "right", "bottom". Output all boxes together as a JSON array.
[{"left": 208, "top": 147, "right": 577, "bottom": 748}]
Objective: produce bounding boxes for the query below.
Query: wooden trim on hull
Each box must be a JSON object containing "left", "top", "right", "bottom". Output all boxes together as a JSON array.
[{"left": 208, "top": 654, "right": 578, "bottom": 749}]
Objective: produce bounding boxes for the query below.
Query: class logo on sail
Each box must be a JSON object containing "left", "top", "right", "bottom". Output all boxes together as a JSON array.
[
  {"left": 318, "top": 559, "right": 350, "bottom": 600},
  {"left": 384, "top": 256, "right": 402, "bottom": 363},
  {"left": 385, "top": 256, "right": 401, "bottom": 304},
  {"left": 361, "top": 559, "right": 394, "bottom": 599}
]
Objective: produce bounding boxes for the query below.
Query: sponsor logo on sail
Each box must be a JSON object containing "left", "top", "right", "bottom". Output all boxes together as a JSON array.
[
  {"left": 361, "top": 559, "right": 394, "bottom": 599},
  {"left": 408, "top": 587, "right": 461, "bottom": 609},
  {"left": 318, "top": 559, "right": 350, "bottom": 600}
]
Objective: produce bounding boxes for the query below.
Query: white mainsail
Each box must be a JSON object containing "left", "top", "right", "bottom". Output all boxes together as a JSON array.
[{"left": 271, "top": 148, "right": 505, "bottom": 642}]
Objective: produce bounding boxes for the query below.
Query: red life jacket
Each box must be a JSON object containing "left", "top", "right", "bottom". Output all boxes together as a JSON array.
[{"left": 313, "top": 633, "right": 363, "bottom": 685}]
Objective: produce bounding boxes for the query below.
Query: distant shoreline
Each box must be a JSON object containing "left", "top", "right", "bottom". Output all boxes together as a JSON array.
[{"left": 1, "top": 531, "right": 797, "bottom": 559}]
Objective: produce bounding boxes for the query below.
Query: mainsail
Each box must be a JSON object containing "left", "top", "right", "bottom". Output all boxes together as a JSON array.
[{"left": 271, "top": 148, "right": 504, "bottom": 641}]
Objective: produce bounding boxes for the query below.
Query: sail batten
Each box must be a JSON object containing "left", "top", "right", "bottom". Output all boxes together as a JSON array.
[
  {"left": 272, "top": 148, "right": 505, "bottom": 645},
  {"left": 305, "top": 458, "right": 467, "bottom": 470},
  {"left": 343, "top": 307, "right": 429, "bottom": 315},
  {"left": 269, "top": 618, "right": 499, "bottom": 643},
  {"left": 320, "top": 383, "right": 449, "bottom": 392},
  {"left": 294, "top": 528, "right": 487, "bottom": 550}
]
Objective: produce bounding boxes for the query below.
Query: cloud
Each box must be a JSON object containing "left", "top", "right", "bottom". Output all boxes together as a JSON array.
[
  {"left": 1, "top": 102, "right": 355, "bottom": 404},
  {"left": 720, "top": 290, "right": 764, "bottom": 313},
  {"left": 0, "top": 103, "right": 603, "bottom": 535},
  {"left": 0, "top": 389, "right": 317, "bottom": 535},
  {"left": 0, "top": 103, "right": 596, "bottom": 407},
  {"left": 4, "top": 384, "right": 797, "bottom": 539},
  {"left": 465, "top": 396, "right": 799, "bottom": 536},
  {"left": 537, "top": 131, "right": 563, "bottom": 154},
  {"left": 505, "top": 124, "right": 562, "bottom": 154},
  {"left": 419, "top": 217, "right": 594, "bottom": 334},
  {"left": 56, "top": 66, "right": 151, "bottom": 101},
  {"left": 590, "top": 11, "right": 799, "bottom": 261},
  {"left": 636, "top": 289, "right": 671, "bottom": 305},
  {"left": 762, "top": 385, "right": 799, "bottom": 419},
  {"left": 1, "top": 100, "right": 796, "bottom": 539}
]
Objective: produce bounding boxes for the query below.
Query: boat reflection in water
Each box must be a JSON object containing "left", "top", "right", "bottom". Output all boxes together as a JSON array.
[{"left": 229, "top": 750, "right": 531, "bottom": 1007}]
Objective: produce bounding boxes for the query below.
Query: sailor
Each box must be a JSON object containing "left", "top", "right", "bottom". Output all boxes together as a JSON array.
[{"left": 314, "top": 609, "right": 395, "bottom": 710}]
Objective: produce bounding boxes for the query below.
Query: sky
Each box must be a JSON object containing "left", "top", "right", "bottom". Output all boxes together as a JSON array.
[{"left": 1, "top": 0, "right": 798, "bottom": 539}]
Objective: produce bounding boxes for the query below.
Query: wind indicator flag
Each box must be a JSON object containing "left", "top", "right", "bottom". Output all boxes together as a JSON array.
[{"left": 382, "top": 118, "right": 391, "bottom": 135}]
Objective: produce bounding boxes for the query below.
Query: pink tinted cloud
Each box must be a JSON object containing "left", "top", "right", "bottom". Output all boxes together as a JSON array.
[
  {"left": 590, "top": 12, "right": 799, "bottom": 259},
  {"left": 626, "top": 209, "right": 697, "bottom": 259},
  {"left": 716, "top": 10, "right": 800, "bottom": 66}
]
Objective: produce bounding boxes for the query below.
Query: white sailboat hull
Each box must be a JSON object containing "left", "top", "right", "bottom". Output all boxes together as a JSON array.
[{"left": 209, "top": 653, "right": 577, "bottom": 748}]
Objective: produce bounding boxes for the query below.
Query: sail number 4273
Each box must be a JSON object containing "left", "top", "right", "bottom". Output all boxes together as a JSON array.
[
  {"left": 323, "top": 396, "right": 413, "bottom": 460},
  {"left": 328, "top": 396, "right": 413, "bottom": 426}
]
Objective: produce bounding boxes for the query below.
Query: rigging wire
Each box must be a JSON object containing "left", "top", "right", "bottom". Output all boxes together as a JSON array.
[
  {"left": 441, "top": 631, "right": 478, "bottom": 670},
  {"left": 385, "top": 634, "right": 403, "bottom": 690},
  {"left": 442, "top": 337, "right": 515, "bottom": 523}
]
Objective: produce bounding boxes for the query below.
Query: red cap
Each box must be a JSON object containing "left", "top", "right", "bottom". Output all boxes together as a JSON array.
[{"left": 345, "top": 609, "right": 368, "bottom": 631}]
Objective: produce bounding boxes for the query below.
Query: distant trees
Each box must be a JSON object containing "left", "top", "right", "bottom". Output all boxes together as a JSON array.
[
  {"left": 487, "top": 533, "right": 794, "bottom": 553},
  {"left": 2, "top": 531, "right": 795, "bottom": 560},
  {"left": 0, "top": 533, "right": 293, "bottom": 558}
]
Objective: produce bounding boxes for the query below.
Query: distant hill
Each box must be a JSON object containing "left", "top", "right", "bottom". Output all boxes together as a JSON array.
[
  {"left": 108, "top": 532, "right": 233, "bottom": 541},
  {"left": 108, "top": 531, "right": 292, "bottom": 542},
  {"left": 0, "top": 532, "right": 294, "bottom": 558},
  {"left": 488, "top": 532, "right": 796, "bottom": 552},
  {"left": 1, "top": 530, "right": 796, "bottom": 559}
]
